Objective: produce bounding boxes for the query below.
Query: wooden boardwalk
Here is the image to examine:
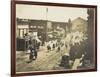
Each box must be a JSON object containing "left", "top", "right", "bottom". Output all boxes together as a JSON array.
[
  {"left": 16, "top": 46, "right": 81, "bottom": 72},
  {"left": 16, "top": 46, "right": 70, "bottom": 72}
]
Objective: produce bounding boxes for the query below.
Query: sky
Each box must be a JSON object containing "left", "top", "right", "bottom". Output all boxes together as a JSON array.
[{"left": 16, "top": 4, "right": 88, "bottom": 22}]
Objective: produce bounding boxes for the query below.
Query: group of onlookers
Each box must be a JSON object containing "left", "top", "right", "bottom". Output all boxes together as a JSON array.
[{"left": 24, "top": 31, "right": 90, "bottom": 69}]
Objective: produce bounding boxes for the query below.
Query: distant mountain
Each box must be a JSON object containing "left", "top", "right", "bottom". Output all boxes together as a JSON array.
[{"left": 71, "top": 17, "right": 88, "bottom": 32}]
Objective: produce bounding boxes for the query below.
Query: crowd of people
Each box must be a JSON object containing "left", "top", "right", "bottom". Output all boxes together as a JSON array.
[
  {"left": 24, "top": 31, "right": 89, "bottom": 69},
  {"left": 59, "top": 31, "right": 88, "bottom": 69},
  {"left": 24, "top": 32, "right": 41, "bottom": 62}
]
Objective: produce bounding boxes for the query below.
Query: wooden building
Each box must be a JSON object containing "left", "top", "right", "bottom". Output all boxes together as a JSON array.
[{"left": 16, "top": 18, "right": 68, "bottom": 41}]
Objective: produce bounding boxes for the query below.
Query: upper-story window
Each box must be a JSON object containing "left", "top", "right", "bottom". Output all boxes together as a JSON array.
[
  {"left": 38, "top": 26, "right": 43, "bottom": 29},
  {"left": 30, "top": 26, "right": 36, "bottom": 28}
]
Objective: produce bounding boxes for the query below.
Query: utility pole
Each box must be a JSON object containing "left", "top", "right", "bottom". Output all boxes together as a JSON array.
[{"left": 46, "top": 8, "right": 48, "bottom": 41}]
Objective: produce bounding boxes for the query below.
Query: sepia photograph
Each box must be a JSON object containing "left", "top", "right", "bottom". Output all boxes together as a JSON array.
[{"left": 11, "top": 1, "right": 97, "bottom": 76}]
